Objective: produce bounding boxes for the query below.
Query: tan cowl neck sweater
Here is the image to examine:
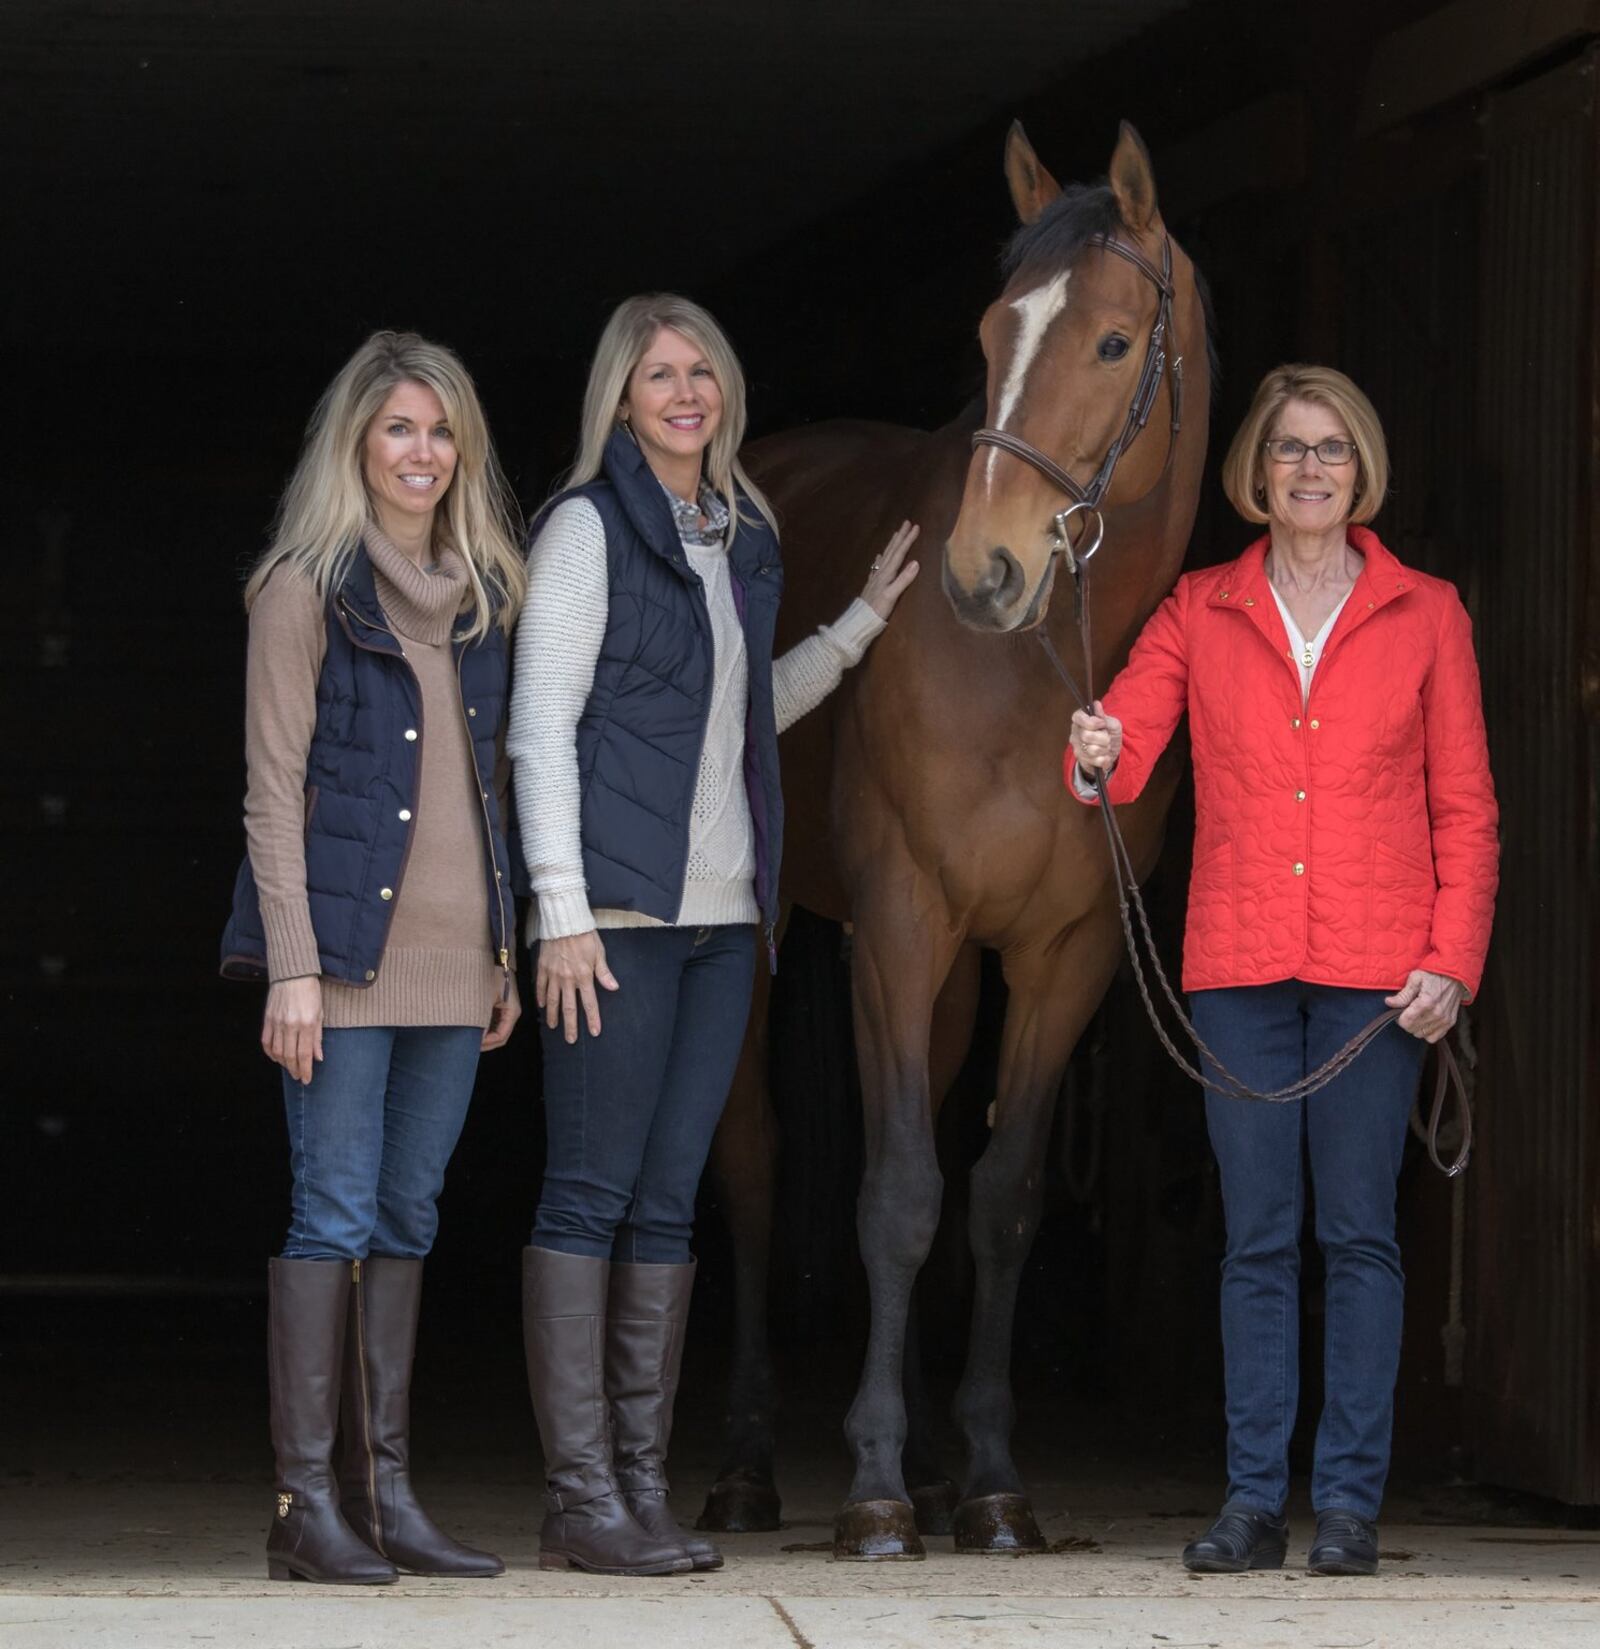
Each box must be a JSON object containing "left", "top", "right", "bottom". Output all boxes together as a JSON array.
[{"left": 243, "top": 530, "right": 501, "bottom": 1029}]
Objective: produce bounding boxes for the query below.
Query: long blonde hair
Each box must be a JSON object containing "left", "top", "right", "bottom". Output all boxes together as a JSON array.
[
  {"left": 245, "top": 331, "right": 525, "bottom": 640},
  {"left": 568, "top": 294, "right": 777, "bottom": 544},
  {"left": 1221, "top": 363, "right": 1390, "bottom": 526}
]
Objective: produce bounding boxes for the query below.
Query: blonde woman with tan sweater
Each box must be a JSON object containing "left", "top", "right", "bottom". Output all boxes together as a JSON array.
[{"left": 222, "top": 332, "right": 524, "bottom": 1584}]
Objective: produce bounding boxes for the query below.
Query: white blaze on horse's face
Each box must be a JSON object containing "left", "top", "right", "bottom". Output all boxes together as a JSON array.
[{"left": 986, "top": 270, "right": 1073, "bottom": 491}]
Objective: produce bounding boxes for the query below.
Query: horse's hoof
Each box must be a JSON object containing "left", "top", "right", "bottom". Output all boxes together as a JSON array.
[
  {"left": 697, "top": 1476, "right": 782, "bottom": 1534},
  {"left": 910, "top": 1478, "right": 960, "bottom": 1536},
  {"left": 952, "top": 1492, "right": 1047, "bottom": 1554},
  {"left": 833, "top": 1499, "right": 926, "bottom": 1561}
]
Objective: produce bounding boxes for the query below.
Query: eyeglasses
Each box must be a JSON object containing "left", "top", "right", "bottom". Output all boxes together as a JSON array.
[{"left": 1262, "top": 437, "right": 1357, "bottom": 465}]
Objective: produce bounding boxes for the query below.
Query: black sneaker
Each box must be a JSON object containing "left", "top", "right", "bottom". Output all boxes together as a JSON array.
[
  {"left": 1307, "top": 1509, "right": 1379, "bottom": 1575},
  {"left": 1181, "top": 1508, "right": 1290, "bottom": 1573}
]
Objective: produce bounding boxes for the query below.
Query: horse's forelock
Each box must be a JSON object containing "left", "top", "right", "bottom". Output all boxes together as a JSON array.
[
  {"left": 1001, "top": 181, "right": 1219, "bottom": 396},
  {"left": 1000, "top": 183, "right": 1121, "bottom": 281}
]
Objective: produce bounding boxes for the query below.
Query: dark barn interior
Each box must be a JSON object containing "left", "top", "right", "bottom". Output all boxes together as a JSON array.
[{"left": 5, "top": 0, "right": 1598, "bottom": 1537}]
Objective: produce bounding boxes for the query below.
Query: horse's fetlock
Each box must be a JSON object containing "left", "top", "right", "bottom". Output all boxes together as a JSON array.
[{"left": 953, "top": 1381, "right": 1016, "bottom": 1445}]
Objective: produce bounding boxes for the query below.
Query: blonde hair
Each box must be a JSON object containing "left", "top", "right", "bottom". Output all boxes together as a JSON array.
[
  {"left": 245, "top": 331, "right": 525, "bottom": 640},
  {"left": 1221, "top": 364, "right": 1389, "bottom": 526},
  {"left": 568, "top": 293, "right": 777, "bottom": 544}
]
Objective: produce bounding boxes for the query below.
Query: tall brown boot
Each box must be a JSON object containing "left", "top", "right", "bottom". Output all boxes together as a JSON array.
[
  {"left": 521, "top": 1247, "right": 692, "bottom": 1576},
  {"left": 266, "top": 1258, "right": 397, "bottom": 1584},
  {"left": 607, "top": 1258, "right": 722, "bottom": 1570},
  {"left": 339, "top": 1257, "right": 503, "bottom": 1577}
]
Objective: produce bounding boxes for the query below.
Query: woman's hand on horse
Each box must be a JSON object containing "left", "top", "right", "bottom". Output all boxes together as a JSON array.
[
  {"left": 1069, "top": 702, "right": 1123, "bottom": 774},
  {"left": 262, "top": 976, "right": 324, "bottom": 1085},
  {"left": 481, "top": 972, "right": 522, "bottom": 1052},
  {"left": 537, "top": 930, "right": 619, "bottom": 1043},
  {"left": 861, "top": 521, "right": 921, "bottom": 619},
  {"left": 1386, "top": 969, "right": 1465, "bottom": 1044}
]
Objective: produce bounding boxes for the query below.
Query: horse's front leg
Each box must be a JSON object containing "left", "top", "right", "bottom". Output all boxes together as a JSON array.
[
  {"left": 902, "top": 939, "right": 981, "bottom": 1537},
  {"left": 952, "top": 908, "right": 1123, "bottom": 1553},
  {"left": 834, "top": 883, "right": 961, "bottom": 1561}
]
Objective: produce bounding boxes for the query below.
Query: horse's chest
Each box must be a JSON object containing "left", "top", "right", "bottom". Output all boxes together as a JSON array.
[{"left": 897, "top": 759, "right": 1105, "bottom": 927}]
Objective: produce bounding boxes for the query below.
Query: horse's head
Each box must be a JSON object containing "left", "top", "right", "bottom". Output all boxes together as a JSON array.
[{"left": 944, "top": 122, "right": 1183, "bottom": 632}]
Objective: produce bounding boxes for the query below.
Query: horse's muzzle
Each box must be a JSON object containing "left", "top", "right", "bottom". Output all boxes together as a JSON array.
[{"left": 942, "top": 546, "right": 1054, "bottom": 632}]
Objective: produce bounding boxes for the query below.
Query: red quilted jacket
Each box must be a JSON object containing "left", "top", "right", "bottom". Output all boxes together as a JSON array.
[{"left": 1069, "top": 528, "right": 1499, "bottom": 997}]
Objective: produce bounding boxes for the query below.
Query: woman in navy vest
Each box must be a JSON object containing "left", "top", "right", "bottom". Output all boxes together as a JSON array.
[
  {"left": 507, "top": 294, "right": 918, "bottom": 1574},
  {"left": 222, "top": 332, "right": 525, "bottom": 1584}
]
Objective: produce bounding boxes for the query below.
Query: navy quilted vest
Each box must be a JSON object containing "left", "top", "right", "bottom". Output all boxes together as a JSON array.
[
  {"left": 220, "top": 544, "right": 515, "bottom": 985},
  {"left": 520, "top": 430, "right": 785, "bottom": 939}
]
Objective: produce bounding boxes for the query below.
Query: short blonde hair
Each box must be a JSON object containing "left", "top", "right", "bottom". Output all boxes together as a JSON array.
[
  {"left": 567, "top": 293, "right": 777, "bottom": 545},
  {"left": 246, "top": 331, "right": 525, "bottom": 640},
  {"left": 1221, "top": 364, "right": 1389, "bottom": 526}
]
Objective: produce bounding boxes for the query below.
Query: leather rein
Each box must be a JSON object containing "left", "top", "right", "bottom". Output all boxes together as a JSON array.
[{"left": 970, "top": 232, "right": 1472, "bottom": 1177}]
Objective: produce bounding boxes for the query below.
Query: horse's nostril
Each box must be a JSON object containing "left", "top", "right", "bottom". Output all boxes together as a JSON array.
[
  {"left": 986, "top": 547, "right": 1024, "bottom": 608},
  {"left": 943, "top": 542, "right": 1029, "bottom": 628}
]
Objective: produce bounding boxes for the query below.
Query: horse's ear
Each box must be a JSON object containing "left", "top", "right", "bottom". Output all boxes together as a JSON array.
[
  {"left": 1005, "top": 120, "right": 1061, "bottom": 226},
  {"left": 1108, "top": 120, "right": 1161, "bottom": 231}
]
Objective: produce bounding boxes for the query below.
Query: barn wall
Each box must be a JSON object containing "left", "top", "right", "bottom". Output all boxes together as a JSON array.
[{"left": 1467, "top": 52, "right": 1599, "bottom": 1505}]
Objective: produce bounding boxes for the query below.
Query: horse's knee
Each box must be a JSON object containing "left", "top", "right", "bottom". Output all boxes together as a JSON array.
[{"left": 858, "top": 1160, "right": 943, "bottom": 1268}]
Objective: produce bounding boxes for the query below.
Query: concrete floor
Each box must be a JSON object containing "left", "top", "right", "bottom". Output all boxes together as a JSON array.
[
  {"left": 4, "top": 1471, "right": 1596, "bottom": 1647},
  {"left": 4, "top": 1295, "right": 1595, "bottom": 1646}
]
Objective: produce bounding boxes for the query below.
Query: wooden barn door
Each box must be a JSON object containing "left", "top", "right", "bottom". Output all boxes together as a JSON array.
[{"left": 1467, "top": 52, "right": 1600, "bottom": 1505}]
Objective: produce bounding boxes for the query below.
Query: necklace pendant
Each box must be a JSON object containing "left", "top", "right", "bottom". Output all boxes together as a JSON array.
[{"left": 1302, "top": 645, "right": 1315, "bottom": 668}]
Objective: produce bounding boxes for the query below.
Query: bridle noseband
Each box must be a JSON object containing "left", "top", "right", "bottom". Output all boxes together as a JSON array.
[{"left": 971, "top": 231, "right": 1183, "bottom": 569}]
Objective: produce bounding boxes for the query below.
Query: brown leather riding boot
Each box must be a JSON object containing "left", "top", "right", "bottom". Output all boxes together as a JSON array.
[
  {"left": 265, "top": 1258, "right": 397, "bottom": 1584},
  {"left": 521, "top": 1247, "right": 692, "bottom": 1576},
  {"left": 607, "top": 1258, "right": 723, "bottom": 1571},
  {"left": 338, "top": 1257, "right": 503, "bottom": 1577}
]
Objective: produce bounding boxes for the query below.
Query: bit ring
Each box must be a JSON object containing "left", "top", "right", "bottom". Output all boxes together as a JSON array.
[{"left": 1051, "top": 502, "right": 1105, "bottom": 569}]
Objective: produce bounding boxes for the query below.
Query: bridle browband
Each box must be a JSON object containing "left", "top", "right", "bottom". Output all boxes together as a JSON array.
[{"left": 971, "top": 231, "right": 1183, "bottom": 567}]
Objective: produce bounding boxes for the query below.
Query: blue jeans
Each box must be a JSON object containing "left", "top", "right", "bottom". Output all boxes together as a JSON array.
[
  {"left": 280, "top": 1025, "right": 484, "bottom": 1262},
  {"left": 1190, "top": 980, "right": 1427, "bottom": 1522},
  {"left": 533, "top": 924, "right": 757, "bottom": 1263}
]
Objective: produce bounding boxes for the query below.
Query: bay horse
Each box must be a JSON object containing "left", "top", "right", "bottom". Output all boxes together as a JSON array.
[{"left": 701, "top": 122, "right": 1211, "bottom": 1557}]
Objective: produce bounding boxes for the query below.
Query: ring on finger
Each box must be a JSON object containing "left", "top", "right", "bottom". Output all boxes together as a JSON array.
[{"left": 871, "top": 558, "right": 882, "bottom": 571}]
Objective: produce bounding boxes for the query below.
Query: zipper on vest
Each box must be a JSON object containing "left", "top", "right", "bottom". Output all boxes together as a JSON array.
[
  {"left": 670, "top": 579, "right": 719, "bottom": 927},
  {"left": 337, "top": 599, "right": 422, "bottom": 975},
  {"left": 455, "top": 647, "right": 512, "bottom": 976}
]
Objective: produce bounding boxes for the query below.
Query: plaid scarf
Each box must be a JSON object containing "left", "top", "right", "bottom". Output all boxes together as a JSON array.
[{"left": 658, "top": 476, "right": 730, "bottom": 548}]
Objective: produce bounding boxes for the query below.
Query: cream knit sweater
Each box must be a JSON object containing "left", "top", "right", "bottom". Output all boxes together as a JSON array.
[{"left": 508, "top": 497, "right": 883, "bottom": 939}]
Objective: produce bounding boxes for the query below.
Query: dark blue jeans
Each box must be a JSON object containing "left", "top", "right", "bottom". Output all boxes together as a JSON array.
[
  {"left": 533, "top": 924, "right": 757, "bottom": 1263},
  {"left": 1190, "top": 980, "right": 1427, "bottom": 1522},
  {"left": 280, "top": 1025, "right": 483, "bottom": 1262}
]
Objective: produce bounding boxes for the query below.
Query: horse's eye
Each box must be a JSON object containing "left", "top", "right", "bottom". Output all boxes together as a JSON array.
[{"left": 1098, "top": 335, "right": 1130, "bottom": 362}]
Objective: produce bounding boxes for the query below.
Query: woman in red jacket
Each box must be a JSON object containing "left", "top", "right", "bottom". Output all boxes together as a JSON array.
[{"left": 1069, "top": 364, "right": 1498, "bottom": 1577}]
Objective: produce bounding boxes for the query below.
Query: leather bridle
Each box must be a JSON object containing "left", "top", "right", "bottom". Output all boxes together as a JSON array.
[
  {"left": 971, "top": 231, "right": 1183, "bottom": 575},
  {"left": 964, "top": 230, "right": 1472, "bottom": 1176}
]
